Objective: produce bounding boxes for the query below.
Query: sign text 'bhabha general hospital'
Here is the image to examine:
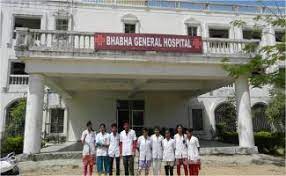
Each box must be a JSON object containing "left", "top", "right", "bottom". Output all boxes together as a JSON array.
[{"left": 94, "top": 33, "right": 202, "bottom": 53}]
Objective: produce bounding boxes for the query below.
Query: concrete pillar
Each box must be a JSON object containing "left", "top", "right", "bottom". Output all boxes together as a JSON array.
[
  {"left": 23, "top": 74, "right": 44, "bottom": 154},
  {"left": 0, "top": 92, "right": 5, "bottom": 140},
  {"left": 235, "top": 76, "right": 254, "bottom": 147},
  {"left": 262, "top": 24, "right": 275, "bottom": 46}
]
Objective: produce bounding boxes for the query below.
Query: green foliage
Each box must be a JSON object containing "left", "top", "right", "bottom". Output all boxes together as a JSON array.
[
  {"left": 0, "top": 136, "right": 24, "bottom": 157},
  {"left": 223, "top": 10, "right": 286, "bottom": 88},
  {"left": 5, "top": 99, "right": 26, "bottom": 137},
  {"left": 266, "top": 89, "right": 285, "bottom": 131},
  {"left": 254, "top": 131, "right": 285, "bottom": 155},
  {"left": 217, "top": 131, "right": 285, "bottom": 156},
  {"left": 223, "top": 8, "right": 286, "bottom": 133}
]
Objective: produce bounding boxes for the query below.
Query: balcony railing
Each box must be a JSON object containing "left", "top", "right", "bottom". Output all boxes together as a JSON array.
[
  {"left": 81, "top": 0, "right": 285, "bottom": 15},
  {"left": 15, "top": 28, "right": 259, "bottom": 58},
  {"left": 9, "top": 75, "right": 29, "bottom": 85}
]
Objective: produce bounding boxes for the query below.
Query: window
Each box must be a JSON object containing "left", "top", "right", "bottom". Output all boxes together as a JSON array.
[
  {"left": 243, "top": 29, "right": 261, "bottom": 40},
  {"left": 209, "top": 29, "right": 229, "bottom": 38},
  {"left": 50, "top": 108, "right": 65, "bottom": 133},
  {"left": 10, "top": 62, "right": 27, "bottom": 75},
  {"left": 275, "top": 31, "right": 285, "bottom": 42},
  {"left": 56, "top": 18, "right": 68, "bottom": 31},
  {"left": 192, "top": 109, "right": 203, "bottom": 131},
  {"left": 13, "top": 17, "right": 41, "bottom": 39},
  {"left": 252, "top": 103, "right": 271, "bottom": 132},
  {"left": 124, "top": 24, "right": 136, "bottom": 33},
  {"left": 187, "top": 26, "right": 198, "bottom": 36}
]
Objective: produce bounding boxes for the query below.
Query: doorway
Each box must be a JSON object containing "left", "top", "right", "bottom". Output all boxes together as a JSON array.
[{"left": 116, "top": 100, "right": 144, "bottom": 134}]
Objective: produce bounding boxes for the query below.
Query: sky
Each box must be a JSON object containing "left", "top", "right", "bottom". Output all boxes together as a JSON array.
[{"left": 191, "top": 0, "right": 285, "bottom": 7}]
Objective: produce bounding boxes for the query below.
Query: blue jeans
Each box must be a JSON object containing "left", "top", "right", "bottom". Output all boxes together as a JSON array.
[{"left": 96, "top": 156, "right": 110, "bottom": 174}]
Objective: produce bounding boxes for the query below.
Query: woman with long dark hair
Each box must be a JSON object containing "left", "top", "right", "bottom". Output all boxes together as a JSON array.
[{"left": 174, "top": 124, "right": 188, "bottom": 175}]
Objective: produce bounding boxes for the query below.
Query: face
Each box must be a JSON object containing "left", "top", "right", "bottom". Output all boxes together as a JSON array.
[
  {"left": 177, "top": 126, "right": 183, "bottom": 134},
  {"left": 111, "top": 126, "right": 117, "bottom": 133},
  {"left": 186, "top": 130, "right": 192, "bottom": 138},
  {"left": 123, "top": 123, "right": 129, "bottom": 131},
  {"left": 165, "top": 132, "right": 170, "bottom": 139},
  {"left": 154, "top": 128, "right": 160, "bottom": 135},
  {"left": 100, "top": 125, "right": 106, "bottom": 133},
  {"left": 87, "top": 123, "right": 93, "bottom": 130},
  {"left": 143, "top": 130, "right": 148, "bottom": 137}
]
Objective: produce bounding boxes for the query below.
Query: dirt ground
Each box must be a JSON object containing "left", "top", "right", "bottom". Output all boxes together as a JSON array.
[{"left": 19, "top": 155, "right": 286, "bottom": 176}]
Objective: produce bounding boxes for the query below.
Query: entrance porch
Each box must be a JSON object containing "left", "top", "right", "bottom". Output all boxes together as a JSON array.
[{"left": 14, "top": 29, "right": 257, "bottom": 154}]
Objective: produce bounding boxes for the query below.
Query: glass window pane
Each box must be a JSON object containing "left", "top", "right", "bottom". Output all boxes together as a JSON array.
[
  {"left": 192, "top": 109, "right": 203, "bottom": 131},
  {"left": 188, "top": 26, "right": 197, "bottom": 36},
  {"left": 132, "top": 111, "right": 144, "bottom": 126},
  {"left": 50, "top": 108, "right": 64, "bottom": 133},
  {"left": 209, "top": 29, "right": 229, "bottom": 38}
]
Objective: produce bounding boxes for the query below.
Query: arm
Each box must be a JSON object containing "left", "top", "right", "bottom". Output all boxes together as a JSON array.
[
  {"left": 132, "top": 131, "right": 137, "bottom": 154},
  {"left": 81, "top": 132, "right": 87, "bottom": 145},
  {"left": 119, "top": 142, "right": 123, "bottom": 156}
]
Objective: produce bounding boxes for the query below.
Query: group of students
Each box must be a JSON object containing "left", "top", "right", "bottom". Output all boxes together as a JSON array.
[{"left": 81, "top": 121, "right": 201, "bottom": 176}]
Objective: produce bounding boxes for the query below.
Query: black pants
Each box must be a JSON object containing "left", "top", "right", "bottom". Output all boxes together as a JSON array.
[
  {"left": 123, "top": 155, "right": 134, "bottom": 176},
  {"left": 165, "top": 165, "right": 174, "bottom": 176},
  {"left": 109, "top": 156, "right": 120, "bottom": 175}
]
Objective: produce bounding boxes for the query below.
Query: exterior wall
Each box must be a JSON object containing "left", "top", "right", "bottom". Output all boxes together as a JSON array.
[
  {"left": 67, "top": 91, "right": 190, "bottom": 141},
  {"left": 0, "top": 1, "right": 278, "bottom": 141}
]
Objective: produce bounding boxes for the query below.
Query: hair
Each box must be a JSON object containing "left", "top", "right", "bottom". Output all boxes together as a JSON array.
[
  {"left": 86, "top": 121, "right": 92, "bottom": 127},
  {"left": 111, "top": 123, "right": 117, "bottom": 128},
  {"left": 123, "top": 121, "right": 129, "bottom": 126},
  {"left": 176, "top": 124, "right": 184, "bottom": 133},
  {"left": 142, "top": 127, "right": 148, "bottom": 133},
  {"left": 186, "top": 128, "right": 194, "bottom": 133},
  {"left": 154, "top": 126, "right": 160, "bottom": 131},
  {"left": 99, "top": 123, "right": 106, "bottom": 128},
  {"left": 165, "top": 129, "right": 170, "bottom": 134}
]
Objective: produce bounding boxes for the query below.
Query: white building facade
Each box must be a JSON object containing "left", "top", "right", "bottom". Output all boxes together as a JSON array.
[{"left": 0, "top": 0, "right": 284, "bottom": 154}]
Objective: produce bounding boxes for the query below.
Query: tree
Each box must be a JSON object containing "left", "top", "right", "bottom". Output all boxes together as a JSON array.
[
  {"left": 5, "top": 99, "right": 26, "bottom": 136},
  {"left": 222, "top": 2, "right": 285, "bottom": 132}
]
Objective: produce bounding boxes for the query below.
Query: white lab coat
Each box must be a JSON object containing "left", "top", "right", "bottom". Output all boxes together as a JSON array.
[
  {"left": 95, "top": 132, "right": 110, "bottom": 156},
  {"left": 137, "top": 136, "right": 152, "bottom": 161},
  {"left": 174, "top": 134, "right": 188, "bottom": 159},
  {"left": 150, "top": 134, "right": 164, "bottom": 159},
  {"left": 162, "top": 138, "right": 175, "bottom": 162},
  {"left": 108, "top": 132, "right": 120, "bottom": 157},
  {"left": 81, "top": 130, "right": 96, "bottom": 156},
  {"left": 187, "top": 136, "right": 200, "bottom": 161},
  {"left": 120, "top": 129, "right": 137, "bottom": 156}
]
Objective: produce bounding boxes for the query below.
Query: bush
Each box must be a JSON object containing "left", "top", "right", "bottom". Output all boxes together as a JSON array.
[
  {"left": 220, "top": 131, "right": 239, "bottom": 144},
  {"left": 1, "top": 136, "right": 24, "bottom": 157},
  {"left": 217, "top": 130, "right": 285, "bottom": 156},
  {"left": 254, "top": 131, "right": 285, "bottom": 155}
]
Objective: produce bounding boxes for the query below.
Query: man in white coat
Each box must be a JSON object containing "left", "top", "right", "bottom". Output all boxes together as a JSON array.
[
  {"left": 108, "top": 123, "right": 120, "bottom": 175},
  {"left": 150, "top": 126, "right": 164, "bottom": 176},
  {"left": 162, "top": 129, "right": 176, "bottom": 176}
]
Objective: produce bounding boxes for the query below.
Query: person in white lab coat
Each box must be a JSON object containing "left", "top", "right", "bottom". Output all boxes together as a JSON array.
[
  {"left": 162, "top": 129, "right": 176, "bottom": 176},
  {"left": 119, "top": 122, "right": 137, "bottom": 176},
  {"left": 137, "top": 128, "right": 152, "bottom": 176},
  {"left": 174, "top": 124, "right": 188, "bottom": 175},
  {"left": 150, "top": 126, "right": 164, "bottom": 176},
  {"left": 81, "top": 121, "right": 96, "bottom": 176},
  {"left": 186, "top": 128, "right": 201, "bottom": 176},
  {"left": 108, "top": 123, "right": 120, "bottom": 175},
  {"left": 96, "top": 123, "right": 110, "bottom": 175}
]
